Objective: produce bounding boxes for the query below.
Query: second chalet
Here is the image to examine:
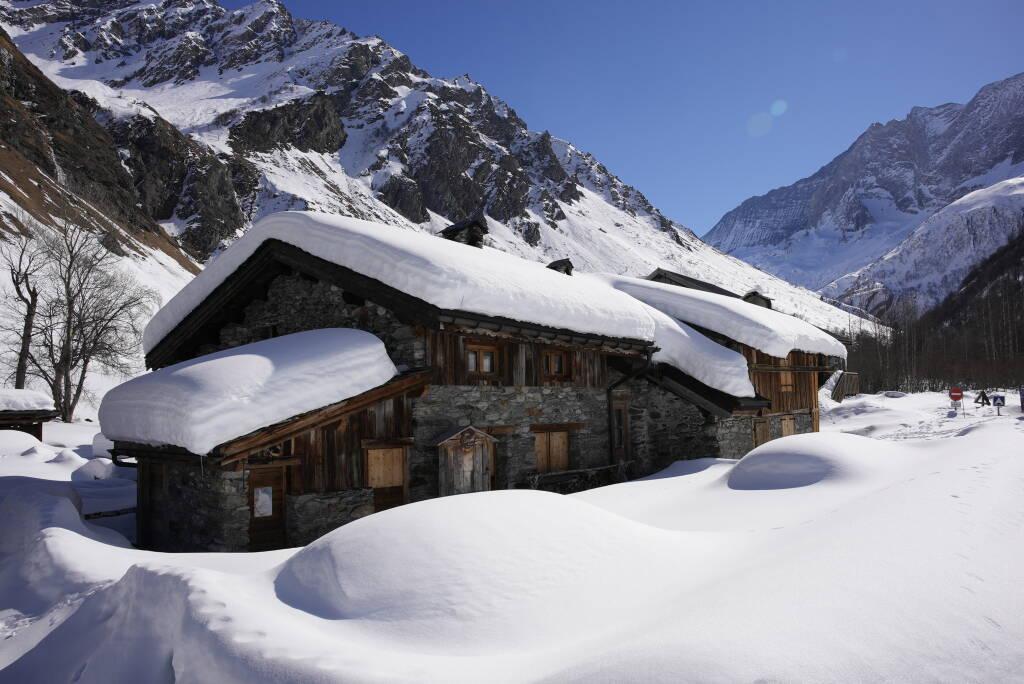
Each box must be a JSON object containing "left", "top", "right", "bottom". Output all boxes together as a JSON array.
[{"left": 100, "top": 211, "right": 847, "bottom": 552}]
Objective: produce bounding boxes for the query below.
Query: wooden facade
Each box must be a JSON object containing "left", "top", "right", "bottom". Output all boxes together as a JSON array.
[{"left": 425, "top": 329, "right": 610, "bottom": 388}]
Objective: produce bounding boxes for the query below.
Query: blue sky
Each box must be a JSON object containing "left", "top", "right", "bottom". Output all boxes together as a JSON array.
[{"left": 230, "top": 0, "right": 1023, "bottom": 235}]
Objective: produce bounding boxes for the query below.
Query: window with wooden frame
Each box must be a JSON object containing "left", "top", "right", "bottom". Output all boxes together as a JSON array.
[
  {"left": 534, "top": 430, "right": 570, "bottom": 473},
  {"left": 466, "top": 343, "right": 498, "bottom": 376},
  {"left": 541, "top": 349, "right": 570, "bottom": 381}
]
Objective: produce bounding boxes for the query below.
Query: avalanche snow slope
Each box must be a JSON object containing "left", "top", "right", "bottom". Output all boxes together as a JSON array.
[
  {"left": 4, "top": 398, "right": 1024, "bottom": 681},
  {"left": 0, "top": 0, "right": 870, "bottom": 336},
  {"left": 823, "top": 175, "right": 1024, "bottom": 312}
]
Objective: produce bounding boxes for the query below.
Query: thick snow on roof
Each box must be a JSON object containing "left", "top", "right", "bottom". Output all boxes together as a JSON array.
[
  {"left": 100, "top": 329, "right": 397, "bottom": 454},
  {"left": 143, "top": 211, "right": 657, "bottom": 354},
  {"left": 0, "top": 388, "right": 55, "bottom": 412},
  {"left": 600, "top": 274, "right": 848, "bottom": 359},
  {"left": 632, "top": 303, "right": 756, "bottom": 397}
]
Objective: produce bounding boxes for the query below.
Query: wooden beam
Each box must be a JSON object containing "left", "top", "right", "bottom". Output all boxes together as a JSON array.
[
  {"left": 529, "top": 422, "right": 585, "bottom": 433},
  {"left": 218, "top": 370, "right": 431, "bottom": 458}
]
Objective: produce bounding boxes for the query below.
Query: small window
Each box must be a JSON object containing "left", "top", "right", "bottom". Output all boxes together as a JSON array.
[
  {"left": 466, "top": 344, "right": 498, "bottom": 376},
  {"left": 542, "top": 350, "right": 570, "bottom": 380},
  {"left": 253, "top": 486, "right": 273, "bottom": 517}
]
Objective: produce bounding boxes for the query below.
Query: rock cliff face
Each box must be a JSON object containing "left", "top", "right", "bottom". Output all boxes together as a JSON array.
[
  {"left": 0, "top": 25, "right": 192, "bottom": 272},
  {"left": 705, "top": 72, "right": 1024, "bottom": 314},
  {"left": 0, "top": 0, "right": 870, "bottom": 334}
]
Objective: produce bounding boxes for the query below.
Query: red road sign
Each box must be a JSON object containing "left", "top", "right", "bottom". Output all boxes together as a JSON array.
[{"left": 949, "top": 386, "right": 964, "bottom": 401}]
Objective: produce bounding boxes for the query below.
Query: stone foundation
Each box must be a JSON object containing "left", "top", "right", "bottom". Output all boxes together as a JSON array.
[
  {"left": 140, "top": 459, "right": 249, "bottom": 552},
  {"left": 623, "top": 376, "right": 720, "bottom": 476},
  {"left": 285, "top": 489, "right": 375, "bottom": 546}
]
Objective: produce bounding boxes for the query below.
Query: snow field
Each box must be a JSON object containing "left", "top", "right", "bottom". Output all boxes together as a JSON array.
[{"left": 2, "top": 392, "right": 1023, "bottom": 681}]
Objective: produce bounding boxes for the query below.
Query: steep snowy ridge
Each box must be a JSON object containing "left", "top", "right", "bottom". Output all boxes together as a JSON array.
[
  {"left": 823, "top": 176, "right": 1024, "bottom": 312},
  {"left": 706, "top": 71, "right": 1024, "bottom": 313},
  {"left": 0, "top": 0, "right": 871, "bottom": 336}
]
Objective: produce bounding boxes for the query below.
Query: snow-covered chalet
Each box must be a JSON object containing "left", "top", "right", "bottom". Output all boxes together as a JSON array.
[{"left": 101, "top": 212, "right": 846, "bottom": 552}]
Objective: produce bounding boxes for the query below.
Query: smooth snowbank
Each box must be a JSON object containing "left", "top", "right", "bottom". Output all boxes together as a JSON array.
[
  {"left": 143, "top": 211, "right": 659, "bottom": 353},
  {"left": 100, "top": 328, "right": 397, "bottom": 454},
  {"left": 600, "top": 273, "right": 848, "bottom": 358},
  {"left": 4, "top": 395, "right": 1024, "bottom": 681},
  {"left": 0, "top": 388, "right": 54, "bottom": 412}
]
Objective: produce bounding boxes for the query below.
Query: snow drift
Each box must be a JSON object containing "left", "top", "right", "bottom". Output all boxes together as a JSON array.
[{"left": 4, "top": 395, "right": 1024, "bottom": 681}]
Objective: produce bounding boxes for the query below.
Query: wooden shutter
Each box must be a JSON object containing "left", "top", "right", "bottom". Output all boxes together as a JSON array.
[
  {"left": 535, "top": 432, "right": 550, "bottom": 473},
  {"left": 367, "top": 448, "right": 405, "bottom": 487},
  {"left": 549, "top": 431, "right": 569, "bottom": 471},
  {"left": 781, "top": 415, "right": 796, "bottom": 437},
  {"left": 753, "top": 419, "right": 770, "bottom": 447},
  {"left": 536, "top": 431, "right": 569, "bottom": 473}
]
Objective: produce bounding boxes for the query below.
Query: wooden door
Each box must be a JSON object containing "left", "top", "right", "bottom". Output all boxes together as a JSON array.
[
  {"left": 249, "top": 467, "right": 285, "bottom": 551},
  {"left": 753, "top": 418, "right": 770, "bottom": 448},
  {"left": 367, "top": 447, "right": 406, "bottom": 511},
  {"left": 535, "top": 431, "right": 569, "bottom": 473},
  {"left": 439, "top": 437, "right": 494, "bottom": 496}
]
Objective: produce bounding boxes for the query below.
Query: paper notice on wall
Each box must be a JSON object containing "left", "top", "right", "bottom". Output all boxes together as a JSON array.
[{"left": 254, "top": 486, "right": 273, "bottom": 518}]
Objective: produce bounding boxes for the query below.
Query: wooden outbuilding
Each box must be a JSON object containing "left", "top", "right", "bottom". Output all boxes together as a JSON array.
[{"left": 434, "top": 426, "right": 496, "bottom": 496}]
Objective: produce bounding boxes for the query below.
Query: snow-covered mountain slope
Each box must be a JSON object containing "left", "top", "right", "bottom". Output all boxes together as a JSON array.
[
  {"left": 0, "top": 25, "right": 194, "bottom": 302},
  {"left": 705, "top": 72, "right": 1024, "bottom": 306},
  {"left": 0, "top": 0, "right": 872, "bottom": 336},
  {"left": 823, "top": 176, "right": 1024, "bottom": 312}
]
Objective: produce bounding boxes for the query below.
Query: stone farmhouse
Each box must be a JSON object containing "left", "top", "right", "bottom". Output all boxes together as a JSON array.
[{"left": 101, "top": 212, "right": 846, "bottom": 552}]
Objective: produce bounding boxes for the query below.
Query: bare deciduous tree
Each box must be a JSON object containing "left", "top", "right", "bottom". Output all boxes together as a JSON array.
[
  {"left": 26, "top": 223, "right": 158, "bottom": 421},
  {"left": 0, "top": 210, "right": 47, "bottom": 388}
]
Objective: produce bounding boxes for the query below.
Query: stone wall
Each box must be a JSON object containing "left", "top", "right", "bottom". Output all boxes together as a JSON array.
[
  {"left": 623, "top": 377, "right": 720, "bottom": 476},
  {"left": 285, "top": 489, "right": 375, "bottom": 546},
  {"left": 141, "top": 459, "right": 249, "bottom": 552},
  {"left": 715, "top": 416, "right": 756, "bottom": 459},
  {"left": 409, "top": 384, "right": 611, "bottom": 501},
  {"left": 714, "top": 412, "right": 816, "bottom": 459},
  {"left": 215, "top": 274, "right": 425, "bottom": 368}
]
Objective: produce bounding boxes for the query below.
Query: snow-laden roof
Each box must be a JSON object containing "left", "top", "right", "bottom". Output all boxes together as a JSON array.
[
  {"left": 635, "top": 304, "right": 756, "bottom": 397},
  {"left": 100, "top": 329, "right": 398, "bottom": 454},
  {"left": 143, "top": 212, "right": 657, "bottom": 354},
  {"left": 0, "top": 388, "right": 55, "bottom": 413},
  {"left": 600, "top": 274, "right": 848, "bottom": 359}
]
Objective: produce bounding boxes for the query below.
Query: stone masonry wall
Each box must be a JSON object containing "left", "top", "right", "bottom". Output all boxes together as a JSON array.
[
  {"left": 714, "top": 412, "right": 816, "bottom": 459},
  {"left": 623, "top": 376, "right": 720, "bottom": 476},
  {"left": 142, "top": 459, "right": 249, "bottom": 552},
  {"left": 216, "top": 274, "right": 425, "bottom": 368},
  {"left": 409, "top": 384, "right": 610, "bottom": 501},
  {"left": 715, "top": 416, "right": 756, "bottom": 459},
  {"left": 285, "top": 489, "right": 375, "bottom": 546}
]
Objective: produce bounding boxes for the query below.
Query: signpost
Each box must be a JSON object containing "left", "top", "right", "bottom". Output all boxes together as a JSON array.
[
  {"left": 993, "top": 394, "right": 1005, "bottom": 416},
  {"left": 949, "top": 386, "right": 964, "bottom": 416}
]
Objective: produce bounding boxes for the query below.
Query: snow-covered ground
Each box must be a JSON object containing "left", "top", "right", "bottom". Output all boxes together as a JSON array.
[{"left": 1, "top": 391, "right": 1023, "bottom": 681}]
